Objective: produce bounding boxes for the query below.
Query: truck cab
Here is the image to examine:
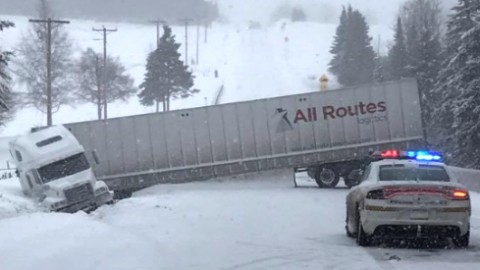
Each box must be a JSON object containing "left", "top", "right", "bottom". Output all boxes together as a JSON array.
[{"left": 9, "top": 125, "right": 113, "bottom": 212}]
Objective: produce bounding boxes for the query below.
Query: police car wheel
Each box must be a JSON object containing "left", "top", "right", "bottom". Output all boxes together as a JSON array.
[
  {"left": 453, "top": 230, "right": 469, "bottom": 248},
  {"left": 356, "top": 213, "right": 372, "bottom": 246}
]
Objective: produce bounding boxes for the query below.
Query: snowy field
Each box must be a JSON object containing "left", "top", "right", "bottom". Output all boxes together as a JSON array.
[{"left": 0, "top": 169, "right": 479, "bottom": 270}]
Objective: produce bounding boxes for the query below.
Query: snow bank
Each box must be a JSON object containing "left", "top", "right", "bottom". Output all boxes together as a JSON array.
[
  {"left": 0, "top": 212, "right": 163, "bottom": 270},
  {"left": 0, "top": 178, "right": 39, "bottom": 219}
]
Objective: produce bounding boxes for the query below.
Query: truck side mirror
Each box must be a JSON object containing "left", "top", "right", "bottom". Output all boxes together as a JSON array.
[{"left": 92, "top": 150, "right": 100, "bottom": 165}]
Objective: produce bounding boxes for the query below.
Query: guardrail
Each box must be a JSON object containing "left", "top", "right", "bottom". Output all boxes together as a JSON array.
[{"left": 0, "top": 168, "right": 15, "bottom": 180}]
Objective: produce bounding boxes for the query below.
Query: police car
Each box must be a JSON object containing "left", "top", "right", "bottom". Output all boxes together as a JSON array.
[{"left": 345, "top": 150, "right": 471, "bottom": 247}]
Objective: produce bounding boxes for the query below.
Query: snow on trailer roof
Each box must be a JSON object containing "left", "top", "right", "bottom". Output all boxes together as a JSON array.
[{"left": 9, "top": 125, "right": 84, "bottom": 165}]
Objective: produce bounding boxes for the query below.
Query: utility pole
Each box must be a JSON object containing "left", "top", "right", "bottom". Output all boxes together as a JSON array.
[
  {"left": 196, "top": 23, "right": 200, "bottom": 65},
  {"left": 204, "top": 23, "right": 208, "bottom": 43},
  {"left": 180, "top": 18, "right": 193, "bottom": 64},
  {"left": 149, "top": 19, "right": 167, "bottom": 48},
  {"left": 95, "top": 55, "right": 102, "bottom": 120},
  {"left": 29, "top": 18, "right": 70, "bottom": 126},
  {"left": 93, "top": 26, "right": 117, "bottom": 120}
]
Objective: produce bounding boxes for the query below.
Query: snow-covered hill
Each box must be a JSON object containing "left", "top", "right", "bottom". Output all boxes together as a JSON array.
[{"left": 0, "top": 14, "right": 393, "bottom": 137}]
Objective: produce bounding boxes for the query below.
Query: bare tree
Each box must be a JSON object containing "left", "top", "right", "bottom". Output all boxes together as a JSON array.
[
  {"left": 14, "top": 0, "right": 73, "bottom": 123},
  {"left": 75, "top": 48, "right": 137, "bottom": 119}
]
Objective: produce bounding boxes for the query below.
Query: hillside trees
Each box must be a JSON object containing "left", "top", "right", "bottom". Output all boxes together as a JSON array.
[
  {"left": 0, "top": 20, "right": 15, "bottom": 124},
  {"left": 387, "top": 17, "right": 409, "bottom": 80},
  {"left": 400, "top": 0, "right": 443, "bottom": 134},
  {"left": 432, "top": 0, "right": 480, "bottom": 167}
]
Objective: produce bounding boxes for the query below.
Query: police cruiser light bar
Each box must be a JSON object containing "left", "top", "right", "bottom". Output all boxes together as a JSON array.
[{"left": 379, "top": 149, "right": 442, "bottom": 161}]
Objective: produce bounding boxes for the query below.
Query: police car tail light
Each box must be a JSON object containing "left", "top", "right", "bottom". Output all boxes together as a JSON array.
[
  {"left": 450, "top": 189, "right": 469, "bottom": 200},
  {"left": 366, "top": 189, "right": 385, "bottom": 200}
]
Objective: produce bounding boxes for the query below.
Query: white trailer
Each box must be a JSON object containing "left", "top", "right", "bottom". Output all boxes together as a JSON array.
[
  {"left": 9, "top": 125, "right": 113, "bottom": 212},
  {"left": 65, "top": 79, "right": 425, "bottom": 196}
]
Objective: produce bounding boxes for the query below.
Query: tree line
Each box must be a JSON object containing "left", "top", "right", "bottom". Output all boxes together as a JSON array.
[
  {"left": 328, "top": 0, "right": 480, "bottom": 168},
  {"left": 0, "top": 0, "right": 219, "bottom": 24},
  {"left": 0, "top": 0, "right": 196, "bottom": 125}
]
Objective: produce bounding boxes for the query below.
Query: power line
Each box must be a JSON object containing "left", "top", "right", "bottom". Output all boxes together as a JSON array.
[
  {"left": 92, "top": 26, "right": 117, "bottom": 120},
  {"left": 29, "top": 18, "right": 70, "bottom": 126}
]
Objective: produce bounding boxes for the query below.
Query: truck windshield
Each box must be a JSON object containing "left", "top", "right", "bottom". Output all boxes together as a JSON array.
[
  {"left": 379, "top": 165, "right": 450, "bottom": 182},
  {"left": 38, "top": 153, "right": 90, "bottom": 183}
]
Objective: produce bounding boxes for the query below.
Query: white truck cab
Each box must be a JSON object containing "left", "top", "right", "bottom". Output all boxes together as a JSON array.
[{"left": 9, "top": 125, "right": 113, "bottom": 212}]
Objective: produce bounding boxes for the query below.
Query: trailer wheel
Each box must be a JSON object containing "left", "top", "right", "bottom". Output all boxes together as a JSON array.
[
  {"left": 344, "top": 169, "right": 362, "bottom": 188},
  {"left": 314, "top": 166, "right": 340, "bottom": 188}
]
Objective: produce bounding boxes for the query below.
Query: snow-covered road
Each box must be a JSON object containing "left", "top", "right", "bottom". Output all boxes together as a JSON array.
[{"left": 1, "top": 170, "right": 479, "bottom": 270}]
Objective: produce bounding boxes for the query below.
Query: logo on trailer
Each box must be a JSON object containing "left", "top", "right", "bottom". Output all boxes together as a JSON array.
[
  {"left": 274, "top": 101, "right": 388, "bottom": 133},
  {"left": 274, "top": 108, "right": 294, "bottom": 133}
]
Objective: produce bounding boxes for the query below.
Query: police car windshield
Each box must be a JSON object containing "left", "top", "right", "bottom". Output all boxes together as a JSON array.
[{"left": 379, "top": 165, "right": 449, "bottom": 182}]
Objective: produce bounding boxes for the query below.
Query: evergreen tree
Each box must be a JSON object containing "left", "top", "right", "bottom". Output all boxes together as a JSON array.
[
  {"left": 0, "top": 20, "right": 15, "bottom": 124},
  {"left": 328, "top": 6, "right": 375, "bottom": 86},
  {"left": 433, "top": 0, "right": 480, "bottom": 167},
  {"left": 387, "top": 17, "right": 409, "bottom": 80},
  {"left": 75, "top": 48, "right": 137, "bottom": 120},
  {"left": 138, "top": 25, "right": 197, "bottom": 112},
  {"left": 373, "top": 55, "right": 388, "bottom": 82},
  {"left": 400, "top": 0, "right": 443, "bottom": 140},
  {"left": 291, "top": 7, "right": 307, "bottom": 22},
  {"left": 328, "top": 7, "right": 347, "bottom": 80}
]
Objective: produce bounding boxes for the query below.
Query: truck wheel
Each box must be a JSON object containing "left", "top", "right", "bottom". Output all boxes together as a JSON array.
[
  {"left": 344, "top": 169, "right": 362, "bottom": 188},
  {"left": 453, "top": 230, "right": 469, "bottom": 248},
  {"left": 314, "top": 167, "right": 340, "bottom": 188}
]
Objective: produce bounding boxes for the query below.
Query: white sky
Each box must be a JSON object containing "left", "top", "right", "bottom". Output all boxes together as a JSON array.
[{"left": 217, "top": 0, "right": 458, "bottom": 26}]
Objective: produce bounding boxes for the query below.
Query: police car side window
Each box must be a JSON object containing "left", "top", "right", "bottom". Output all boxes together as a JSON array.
[{"left": 361, "top": 165, "right": 372, "bottom": 182}]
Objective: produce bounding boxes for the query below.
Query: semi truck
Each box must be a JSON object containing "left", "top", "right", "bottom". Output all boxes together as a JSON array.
[
  {"left": 9, "top": 125, "right": 113, "bottom": 212},
  {"left": 64, "top": 78, "right": 424, "bottom": 196}
]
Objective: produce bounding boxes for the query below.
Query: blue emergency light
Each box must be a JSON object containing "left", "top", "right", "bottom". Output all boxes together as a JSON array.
[{"left": 414, "top": 151, "right": 442, "bottom": 161}]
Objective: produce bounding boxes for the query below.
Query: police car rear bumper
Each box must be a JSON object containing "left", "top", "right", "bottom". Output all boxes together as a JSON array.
[{"left": 361, "top": 208, "right": 470, "bottom": 237}]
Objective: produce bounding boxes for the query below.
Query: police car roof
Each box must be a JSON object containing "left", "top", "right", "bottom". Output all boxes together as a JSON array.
[{"left": 372, "top": 158, "right": 446, "bottom": 167}]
